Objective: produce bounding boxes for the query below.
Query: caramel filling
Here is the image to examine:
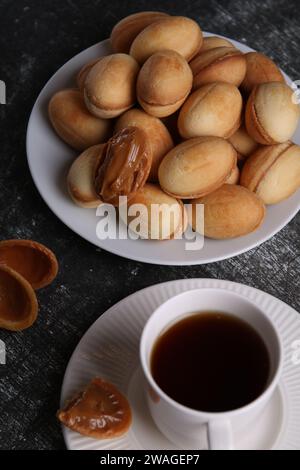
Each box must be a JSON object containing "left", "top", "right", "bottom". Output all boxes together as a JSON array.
[{"left": 95, "top": 127, "right": 152, "bottom": 205}]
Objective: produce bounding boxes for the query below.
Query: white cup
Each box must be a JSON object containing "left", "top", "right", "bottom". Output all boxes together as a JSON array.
[{"left": 140, "top": 288, "right": 282, "bottom": 450}]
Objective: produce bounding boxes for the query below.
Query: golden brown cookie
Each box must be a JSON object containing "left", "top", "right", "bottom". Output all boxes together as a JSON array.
[
  {"left": 245, "top": 82, "right": 300, "bottom": 144},
  {"left": 228, "top": 124, "right": 258, "bottom": 160},
  {"left": 198, "top": 36, "right": 234, "bottom": 54},
  {"left": 240, "top": 142, "right": 300, "bottom": 204},
  {"left": 130, "top": 16, "right": 203, "bottom": 63},
  {"left": 110, "top": 11, "right": 169, "bottom": 53},
  {"left": 241, "top": 52, "right": 284, "bottom": 94},
  {"left": 77, "top": 58, "right": 103, "bottom": 91},
  {"left": 48, "top": 89, "right": 112, "bottom": 151},
  {"left": 178, "top": 82, "right": 242, "bottom": 139},
  {"left": 158, "top": 137, "right": 237, "bottom": 199},
  {"left": 84, "top": 54, "right": 139, "bottom": 118},
  {"left": 137, "top": 50, "right": 193, "bottom": 117},
  {"left": 192, "top": 184, "right": 265, "bottom": 239},
  {"left": 123, "top": 183, "right": 187, "bottom": 240},
  {"left": 190, "top": 47, "right": 246, "bottom": 89}
]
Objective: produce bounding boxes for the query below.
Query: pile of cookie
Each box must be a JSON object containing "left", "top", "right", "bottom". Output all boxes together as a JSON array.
[{"left": 48, "top": 12, "right": 300, "bottom": 240}]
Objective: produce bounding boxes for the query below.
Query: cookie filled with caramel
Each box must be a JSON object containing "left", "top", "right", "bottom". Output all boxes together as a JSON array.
[
  {"left": 95, "top": 126, "right": 152, "bottom": 206},
  {"left": 114, "top": 108, "right": 173, "bottom": 182}
]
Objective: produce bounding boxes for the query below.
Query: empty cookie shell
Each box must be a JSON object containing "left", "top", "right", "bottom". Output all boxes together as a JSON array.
[
  {"left": 228, "top": 124, "right": 258, "bottom": 160},
  {"left": 0, "top": 239, "right": 58, "bottom": 290},
  {"left": 190, "top": 47, "right": 246, "bottom": 89},
  {"left": 178, "top": 82, "right": 242, "bottom": 139},
  {"left": 84, "top": 54, "right": 140, "bottom": 119},
  {"left": 48, "top": 89, "right": 112, "bottom": 151},
  {"left": 122, "top": 183, "right": 187, "bottom": 240},
  {"left": 245, "top": 82, "right": 300, "bottom": 145},
  {"left": 241, "top": 52, "right": 284, "bottom": 94},
  {"left": 58, "top": 377, "right": 132, "bottom": 439},
  {"left": 240, "top": 142, "right": 300, "bottom": 204},
  {"left": 130, "top": 16, "right": 203, "bottom": 64},
  {"left": 137, "top": 50, "right": 193, "bottom": 118},
  {"left": 192, "top": 184, "right": 265, "bottom": 239},
  {"left": 158, "top": 137, "right": 237, "bottom": 199},
  {"left": 114, "top": 108, "right": 174, "bottom": 182},
  {"left": 110, "top": 11, "right": 169, "bottom": 53},
  {"left": 0, "top": 265, "right": 38, "bottom": 331},
  {"left": 67, "top": 144, "right": 106, "bottom": 208}
]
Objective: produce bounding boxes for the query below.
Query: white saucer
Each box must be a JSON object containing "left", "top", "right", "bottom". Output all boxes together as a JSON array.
[
  {"left": 26, "top": 33, "right": 300, "bottom": 266},
  {"left": 61, "top": 279, "right": 300, "bottom": 450}
]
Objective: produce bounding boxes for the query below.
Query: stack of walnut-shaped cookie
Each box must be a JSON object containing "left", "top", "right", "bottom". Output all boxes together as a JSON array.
[{"left": 48, "top": 12, "right": 300, "bottom": 240}]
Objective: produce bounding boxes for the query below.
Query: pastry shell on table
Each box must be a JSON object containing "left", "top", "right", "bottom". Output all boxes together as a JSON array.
[
  {"left": 67, "top": 144, "right": 106, "bottom": 208},
  {"left": 240, "top": 141, "right": 300, "bottom": 204},
  {"left": 48, "top": 89, "right": 112, "bottom": 151},
  {"left": 0, "top": 239, "right": 58, "bottom": 290},
  {"left": 110, "top": 11, "right": 169, "bottom": 54},
  {"left": 114, "top": 108, "right": 174, "bottom": 182},
  {"left": 245, "top": 82, "right": 300, "bottom": 145},
  {"left": 129, "top": 16, "right": 203, "bottom": 64},
  {"left": 137, "top": 50, "right": 193, "bottom": 118},
  {"left": 178, "top": 82, "right": 242, "bottom": 139},
  {"left": 228, "top": 124, "right": 258, "bottom": 160},
  {"left": 122, "top": 183, "right": 187, "bottom": 240},
  {"left": 241, "top": 52, "right": 284, "bottom": 94},
  {"left": 189, "top": 47, "right": 246, "bottom": 89},
  {"left": 191, "top": 184, "right": 265, "bottom": 239},
  {"left": 84, "top": 54, "right": 140, "bottom": 119},
  {"left": 0, "top": 265, "right": 38, "bottom": 331},
  {"left": 158, "top": 136, "right": 237, "bottom": 199}
]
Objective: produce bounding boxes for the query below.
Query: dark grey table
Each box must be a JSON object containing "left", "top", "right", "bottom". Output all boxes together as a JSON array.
[{"left": 0, "top": 0, "right": 299, "bottom": 450}]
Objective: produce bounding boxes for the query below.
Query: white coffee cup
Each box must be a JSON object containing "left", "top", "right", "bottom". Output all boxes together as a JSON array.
[{"left": 140, "top": 288, "right": 282, "bottom": 450}]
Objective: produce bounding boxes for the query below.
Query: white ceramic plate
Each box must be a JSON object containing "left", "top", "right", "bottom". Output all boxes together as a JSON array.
[
  {"left": 26, "top": 33, "right": 300, "bottom": 265},
  {"left": 61, "top": 279, "right": 300, "bottom": 450}
]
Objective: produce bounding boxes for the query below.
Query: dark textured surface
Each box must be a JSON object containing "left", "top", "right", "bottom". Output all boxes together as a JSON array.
[{"left": 0, "top": 0, "right": 299, "bottom": 450}]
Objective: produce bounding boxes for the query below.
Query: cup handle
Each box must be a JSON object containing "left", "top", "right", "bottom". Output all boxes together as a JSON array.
[{"left": 208, "top": 420, "right": 234, "bottom": 450}]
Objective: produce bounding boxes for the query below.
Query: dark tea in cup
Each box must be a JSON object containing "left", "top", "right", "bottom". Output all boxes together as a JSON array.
[{"left": 151, "top": 312, "right": 270, "bottom": 412}]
